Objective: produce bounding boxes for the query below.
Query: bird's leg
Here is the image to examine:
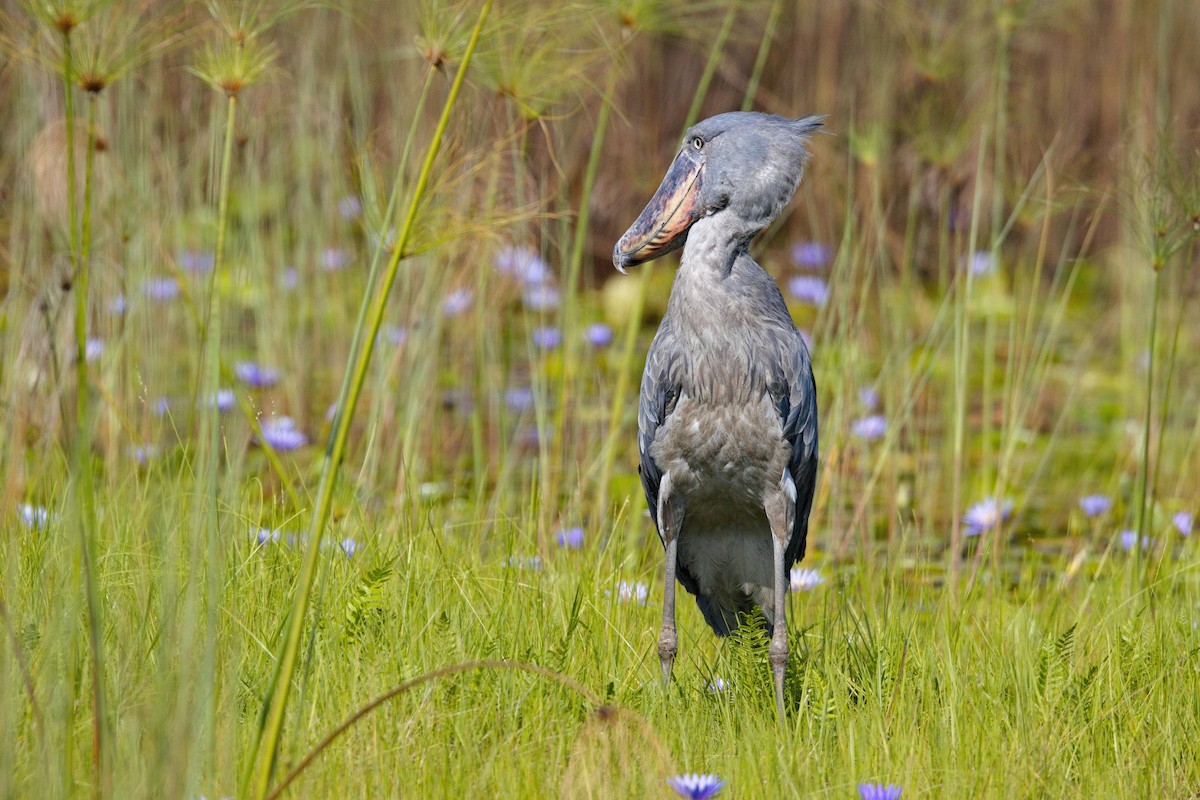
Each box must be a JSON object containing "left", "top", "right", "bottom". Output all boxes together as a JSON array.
[
  {"left": 659, "top": 537, "right": 678, "bottom": 685},
  {"left": 765, "top": 478, "right": 795, "bottom": 722},
  {"left": 657, "top": 473, "right": 680, "bottom": 687},
  {"left": 768, "top": 533, "right": 789, "bottom": 721}
]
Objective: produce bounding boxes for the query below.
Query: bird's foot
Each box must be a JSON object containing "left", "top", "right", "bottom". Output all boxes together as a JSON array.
[
  {"left": 658, "top": 626, "right": 677, "bottom": 686},
  {"left": 769, "top": 633, "right": 788, "bottom": 722}
]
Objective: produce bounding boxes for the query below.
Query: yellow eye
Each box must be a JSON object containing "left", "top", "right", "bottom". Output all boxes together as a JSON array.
[{"left": 691, "top": 136, "right": 704, "bottom": 151}]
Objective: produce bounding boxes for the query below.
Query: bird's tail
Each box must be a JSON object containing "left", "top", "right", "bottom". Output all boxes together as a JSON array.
[{"left": 694, "top": 592, "right": 763, "bottom": 637}]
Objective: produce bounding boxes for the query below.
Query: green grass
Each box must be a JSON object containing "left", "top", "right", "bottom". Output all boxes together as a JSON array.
[
  {"left": 2, "top": 0, "right": 1200, "bottom": 797},
  {"left": 5, "top": 486, "right": 1199, "bottom": 797}
]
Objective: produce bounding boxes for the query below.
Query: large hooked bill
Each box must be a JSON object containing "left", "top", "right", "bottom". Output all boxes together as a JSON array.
[{"left": 612, "top": 149, "right": 704, "bottom": 273}]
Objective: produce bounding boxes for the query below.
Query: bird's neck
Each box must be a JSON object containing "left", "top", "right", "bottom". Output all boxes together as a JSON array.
[
  {"left": 666, "top": 212, "right": 777, "bottom": 346},
  {"left": 679, "top": 213, "right": 763, "bottom": 280}
]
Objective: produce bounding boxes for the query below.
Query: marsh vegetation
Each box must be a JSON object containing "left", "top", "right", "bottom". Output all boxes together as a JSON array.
[{"left": 1, "top": 0, "right": 1199, "bottom": 797}]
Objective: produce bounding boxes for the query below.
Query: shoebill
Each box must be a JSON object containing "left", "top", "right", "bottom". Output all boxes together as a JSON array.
[{"left": 613, "top": 112, "right": 822, "bottom": 719}]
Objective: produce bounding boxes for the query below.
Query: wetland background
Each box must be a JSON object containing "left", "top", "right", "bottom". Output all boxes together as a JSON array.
[{"left": 1, "top": 0, "right": 1199, "bottom": 797}]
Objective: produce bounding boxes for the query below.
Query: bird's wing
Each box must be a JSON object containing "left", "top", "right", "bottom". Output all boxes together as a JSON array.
[
  {"left": 638, "top": 333, "right": 707, "bottom": 601},
  {"left": 636, "top": 334, "right": 677, "bottom": 547},
  {"left": 772, "top": 330, "right": 819, "bottom": 569}
]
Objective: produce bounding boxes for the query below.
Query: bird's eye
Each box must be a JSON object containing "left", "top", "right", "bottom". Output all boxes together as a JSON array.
[{"left": 691, "top": 136, "right": 704, "bottom": 151}]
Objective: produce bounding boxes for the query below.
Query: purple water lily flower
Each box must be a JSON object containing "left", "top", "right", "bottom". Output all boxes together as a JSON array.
[
  {"left": 381, "top": 324, "right": 407, "bottom": 346},
  {"left": 235, "top": 361, "right": 281, "bottom": 389},
  {"left": 18, "top": 503, "right": 50, "bottom": 530},
  {"left": 321, "top": 247, "right": 351, "bottom": 272},
  {"left": 615, "top": 580, "right": 649, "bottom": 605},
  {"left": 858, "top": 783, "right": 902, "bottom": 800},
  {"left": 522, "top": 284, "right": 561, "bottom": 311},
  {"left": 791, "top": 241, "right": 833, "bottom": 269},
  {"left": 179, "top": 249, "right": 215, "bottom": 273},
  {"left": 1078, "top": 494, "right": 1112, "bottom": 518},
  {"left": 790, "top": 567, "right": 825, "bottom": 591},
  {"left": 503, "top": 554, "right": 543, "bottom": 571},
  {"left": 281, "top": 266, "right": 300, "bottom": 290},
  {"left": 963, "top": 498, "right": 1013, "bottom": 537},
  {"left": 966, "top": 251, "right": 997, "bottom": 276},
  {"left": 494, "top": 245, "right": 551, "bottom": 285},
  {"left": 1118, "top": 530, "right": 1152, "bottom": 551},
  {"left": 252, "top": 526, "right": 281, "bottom": 546},
  {"left": 258, "top": 416, "right": 307, "bottom": 451},
  {"left": 787, "top": 275, "right": 829, "bottom": 306},
  {"left": 131, "top": 444, "right": 157, "bottom": 465},
  {"left": 851, "top": 414, "right": 887, "bottom": 442},
  {"left": 519, "top": 424, "right": 548, "bottom": 447},
  {"left": 142, "top": 277, "right": 180, "bottom": 301},
  {"left": 585, "top": 322, "right": 614, "bottom": 348},
  {"left": 370, "top": 227, "right": 398, "bottom": 252},
  {"left": 504, "top": 386, "right": 535, "bottom": 412},
  {"left": 667, "top": 773, "right": 724, "bottom": 800},
  {"left": 532, "top": 326, "right": 562, "bottom": 350},
  {"left": 442, "top": 289, "right": 473, "bottom": 318},
  {"left": 555, "top": 527, "right": 584, "bottom": 549},
  {"left": 208, "top": 389, "right": 235, "bottom": 413},
  {"left": 338, "top": 195, "right": 362, "bottom": 220}
]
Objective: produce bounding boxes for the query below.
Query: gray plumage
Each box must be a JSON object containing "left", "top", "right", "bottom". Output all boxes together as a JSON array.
[
  {"left": 638, "top": 250, "right": 817, "bottom": 633},
  {"left": 614, "top": 111, "right": 822, "bottom": 717}
]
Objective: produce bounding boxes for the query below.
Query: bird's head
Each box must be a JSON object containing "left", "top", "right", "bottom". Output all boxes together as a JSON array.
[{"left": 613, "top": 112, "right": 824, "bottom": 273}]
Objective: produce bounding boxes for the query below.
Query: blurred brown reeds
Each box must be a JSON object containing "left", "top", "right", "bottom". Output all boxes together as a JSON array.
[
  {"left": 596, "top": 1, "right": 1200, "bottom": 274},
  {"left": 0, "top": 1, "right": 1189, "bottom": 281},
  {"left": 2, "top": 116, "right": 116, "bottom": 493},
  {"left": 28, "top": 116, "right": 112, "bottom": 232}
]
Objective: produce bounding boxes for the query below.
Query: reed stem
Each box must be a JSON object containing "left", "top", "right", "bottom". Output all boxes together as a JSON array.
[
  {"left": 684, "top": 3, "right": 737, "bottom": 129},
  {"left": 60, "top": 28, "right": 108, "bottom": 797},
  {"left": 1135, "top": 265, "right": 1161, "bottom": 580},
  {"left": 741, "top": 0, "right": 781, "bottom": 112}
]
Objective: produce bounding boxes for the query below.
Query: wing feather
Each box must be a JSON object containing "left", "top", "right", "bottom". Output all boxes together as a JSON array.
[
  {"left": 636, "top": 336, "right": 676, "bottom": 546},
  {"left": 771, "top": 330, "right": 819, "bottom": 570},
  {"left": 636, "top": 333, "right": 705, "bottom": 599}
]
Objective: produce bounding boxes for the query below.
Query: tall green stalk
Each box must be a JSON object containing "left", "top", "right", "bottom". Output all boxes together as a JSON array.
[
  {"left": 62, "top": 31, "right": 82, "bottom": 409},
  {"left": 59, "top": 24, "right": 108, "bottom": 796},
  {"left": 243, "top": 3, "right": 492, "bottom": 796},
  {"left": 201, "top": 90, "right": 237, "bottom": 507},
  {"left": 78, "top": 88, "right": 108, "bottom": 800},
  {"left": 357, "top": 70, "right": 434, "bottom": 496},
  {"left": 741, "top": 0, "right": 781, "bottom": 112},
  {"left": 950, "top": 129, "right": 989, "bottom": 587},
  {"left": 684, "top": 3, "right": 737, "bottom": 129},
  {"left": 1135, "top": 266, "right": 1161, "bottom": 579},
  {"left": 75, "top": 93, "right": 96, "bottom": 422},
  {"left": 194, "top": 85, "right": 238, "bottom": 792},
  {"left": 201, "top": 86, "right": 238, "bottom": 435}
]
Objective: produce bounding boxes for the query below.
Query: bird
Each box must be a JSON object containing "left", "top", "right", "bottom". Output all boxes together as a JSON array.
[{"left": 613, "top": 111, "right": 822, "bottom": 719}]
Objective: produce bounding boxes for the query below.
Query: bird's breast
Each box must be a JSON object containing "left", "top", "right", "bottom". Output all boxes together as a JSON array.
[{"left": 650, "top": 390, "right": 789, "bottom": 511}]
